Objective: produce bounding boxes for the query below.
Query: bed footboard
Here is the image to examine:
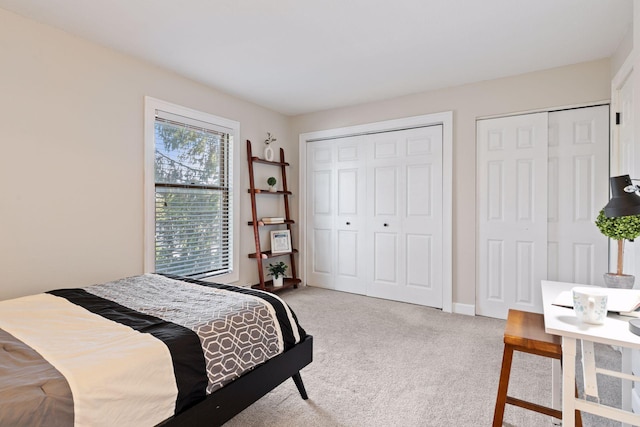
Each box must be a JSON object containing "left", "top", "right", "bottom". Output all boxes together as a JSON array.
[{"left": 157, "top": 335, "right": 313, "bottom": 427}]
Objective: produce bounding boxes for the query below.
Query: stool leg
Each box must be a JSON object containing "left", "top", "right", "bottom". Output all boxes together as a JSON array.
[{"left": 493, "top": 344, "right": 514, "bottom": 427}]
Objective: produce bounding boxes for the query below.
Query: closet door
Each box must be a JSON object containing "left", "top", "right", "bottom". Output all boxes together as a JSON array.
[
  {"left": 305, "top": 136, "right": 367, "bottom": 294},
  {"left": 617, "top": 76, "right": 639, "bottom": 280},
  {"left": 366, "top": 126, "right": 443, "bottom": 307},
  {"left": 334, "top": 136, "right": 367, "bottom": 294},
  {"left": 305, "top": 140, "right": 334, "bottom": 289},
  {"left": 305, "top": 125, "right": 444, "bottom": 309},
  {"left": 477, "top": 106, "right": 609, "bottom": 319},
  {"left": 477, "top": 113, "right": 549, "bottom": 319},
  {"left": 547, "top": 105, "right": 609, "bottom": 285}
]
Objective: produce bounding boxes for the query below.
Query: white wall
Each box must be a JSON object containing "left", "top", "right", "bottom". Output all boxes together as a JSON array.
[
  {"left": 0, "top": 8, "right": 293, "bottom": 300},
  {"left": 612, "top": 23, "right": 634, "bottom": 77},
  {"left": 290, "top": 60, "right": 612, "bottom": 309},
  {"left": 0, "top": 6, "right": 616, "bottom": 310}
]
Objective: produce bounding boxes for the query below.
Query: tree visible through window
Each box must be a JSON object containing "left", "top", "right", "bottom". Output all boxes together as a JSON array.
[{"left": 154, "top": 112, "right": 233, "bottom": 277}]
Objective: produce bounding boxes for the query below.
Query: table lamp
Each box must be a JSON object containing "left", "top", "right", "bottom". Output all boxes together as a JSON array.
[
  {"left": 603, "top": 175, "right": 640, "bottom": 218},
  {"left": 603, "top": 175, "right": 640, "bottom": 335}
]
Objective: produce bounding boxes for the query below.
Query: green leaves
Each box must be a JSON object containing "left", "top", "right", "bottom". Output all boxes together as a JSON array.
[
  {"left": 154, "top": 121, "right": 223, "bottom": 186},
  {"left": 267, "top": 261, "right": 287, "bottom": 278},
  {"left": 595, "top": 209, "right": 640, "bottom": 241}
]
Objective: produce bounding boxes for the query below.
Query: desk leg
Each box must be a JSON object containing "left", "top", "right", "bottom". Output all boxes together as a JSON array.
[
  {"left": 552, "top": 358, "right": 562, "bottom": 425},
  {"left": 563, "top": 337, "right": 577, "bottom": 427},
  {"left": 581, "top": 340, "right": 599, "bottom": 399},
  {"left": 622, "top": 347, "right": 632, "bottom": 427}
]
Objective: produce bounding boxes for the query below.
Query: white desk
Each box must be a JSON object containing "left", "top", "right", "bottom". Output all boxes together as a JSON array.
[{"left": 541, "top": 280, "right": 640, "bottom": 426}]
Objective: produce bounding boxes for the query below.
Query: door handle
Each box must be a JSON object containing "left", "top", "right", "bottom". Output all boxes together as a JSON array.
[
  {"left": 383, "top": 223, "right": 389, "bottom": 227},
  {"left": 346, "top": 222, "right": 351, "bottom": 225}
]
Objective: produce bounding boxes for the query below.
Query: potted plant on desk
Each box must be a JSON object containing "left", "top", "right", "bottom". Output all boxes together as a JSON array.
[
  {"left": 595, "top": 208, "right": 640, "bottom": 288},
  {"left": 267, "top": 261, "right": 288, "bottom": 287}
]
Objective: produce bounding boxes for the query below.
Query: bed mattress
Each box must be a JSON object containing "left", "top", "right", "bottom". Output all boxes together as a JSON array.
[{"left": 0, "top": 274, "right": 306, "bottom": 427}]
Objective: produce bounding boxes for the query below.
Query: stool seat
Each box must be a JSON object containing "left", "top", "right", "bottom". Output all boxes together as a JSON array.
[
  {"left": 504, "top": 309, "right": 561, "bottom": 358},
  {"left": 492, "top": 309, "right": 581, "bottom": 427}
]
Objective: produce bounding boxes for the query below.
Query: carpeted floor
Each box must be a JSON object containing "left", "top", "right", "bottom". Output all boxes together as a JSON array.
[{"left": 224, "top": 286, "right": 622, "bottom": 426}]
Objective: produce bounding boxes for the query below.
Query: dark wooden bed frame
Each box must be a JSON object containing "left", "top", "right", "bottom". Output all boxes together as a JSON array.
[{"left": 157, "top": 335, "right": 313, "bottom": 427}]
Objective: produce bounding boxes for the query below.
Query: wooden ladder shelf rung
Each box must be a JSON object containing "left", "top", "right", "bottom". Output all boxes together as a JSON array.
[{"left": 247, "top": 139, "right": 300, "bottom": 292}]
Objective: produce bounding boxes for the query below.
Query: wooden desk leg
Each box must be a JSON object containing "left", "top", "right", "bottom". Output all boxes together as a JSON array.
[{"left": 563, "top": 337, "right": 577, "bottom": 427}]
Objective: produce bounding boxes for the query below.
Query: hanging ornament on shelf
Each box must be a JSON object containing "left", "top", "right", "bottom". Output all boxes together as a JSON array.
[{"left": 264, "top": 132, "right": 276, "bottom": 161}]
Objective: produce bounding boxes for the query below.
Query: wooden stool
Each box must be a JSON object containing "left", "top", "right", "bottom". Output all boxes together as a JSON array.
[{"left": 492, "top": 309, "right": 582, "bottom": 427}]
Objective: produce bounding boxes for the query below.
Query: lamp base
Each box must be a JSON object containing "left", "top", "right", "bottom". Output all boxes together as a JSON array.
[
  {"left": 603, "top": 273, "right": 635, "bottom": 289},
  {"left": 629, "top": 319, "right": 640, "bottom": 336}
]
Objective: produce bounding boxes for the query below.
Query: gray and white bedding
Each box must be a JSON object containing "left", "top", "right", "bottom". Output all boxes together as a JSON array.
[{"left": 0, "top": 274, "right": 306, "bottom": 427}]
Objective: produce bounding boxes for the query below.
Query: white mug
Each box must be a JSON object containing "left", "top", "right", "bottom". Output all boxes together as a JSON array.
[{"left": 572, "top": 287, "right": 608, "bottom": 325}]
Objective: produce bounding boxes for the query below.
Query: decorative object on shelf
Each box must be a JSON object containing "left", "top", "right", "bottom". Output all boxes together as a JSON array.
[
  {"left": 267, "top": 261, "right": 288, "bottom": 287},
  {"left": 264, "top": 132, "right": 276, "bottom": 161},
  {"left": 596, "top": 175, "right": 640, "bottom": 289},
  {"left": 271, "top": 229, "right": 292, "bottom": 254},
  {"left": 267, "top": 176, "right": 277, "bottom": 192},
  {"left": 261, "top": 217, "right": 285, "bottom": 224}
]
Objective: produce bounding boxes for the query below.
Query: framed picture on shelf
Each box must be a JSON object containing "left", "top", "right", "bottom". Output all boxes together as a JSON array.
[{"left": 270, "top": 229, "right": 292, "bottom": 254}]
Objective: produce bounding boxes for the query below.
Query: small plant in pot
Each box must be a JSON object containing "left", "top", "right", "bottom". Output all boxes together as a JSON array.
[
  {"left": 595, "top": 208, "right": 640, "bottom": 288},
  {"left": 267, "top": 176, "right": 277, "bottom": 192},
  {"left": 267, "top": 261, "right": 288, "bottom": 287}
]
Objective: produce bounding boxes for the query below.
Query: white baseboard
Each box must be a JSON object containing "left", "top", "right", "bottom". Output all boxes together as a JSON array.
[{"left": 453, "top": 303, "right": 475, "bottom": 316}]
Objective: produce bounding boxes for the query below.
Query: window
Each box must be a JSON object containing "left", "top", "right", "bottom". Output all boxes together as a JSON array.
[{"left": 144, "top": 97, "right": 239, "bottom": 281}]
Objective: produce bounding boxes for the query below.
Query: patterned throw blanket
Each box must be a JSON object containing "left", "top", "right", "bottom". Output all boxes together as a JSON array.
[{"left": 0, "top": 274, "right": 306, "bottom": 427}]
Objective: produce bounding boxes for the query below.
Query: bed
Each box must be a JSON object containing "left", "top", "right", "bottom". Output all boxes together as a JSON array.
[{"left": 0, "top": 273, "right": 312, "bottom": 427}]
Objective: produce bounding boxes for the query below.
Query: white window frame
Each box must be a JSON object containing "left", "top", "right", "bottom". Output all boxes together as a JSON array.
[{"left": 144, "top": 96, "right": 240, "bottom": 282}]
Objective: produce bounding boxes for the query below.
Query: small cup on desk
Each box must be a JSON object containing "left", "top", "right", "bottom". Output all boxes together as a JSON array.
[{"left": 572, "top": 287, "right": 608, "bottom": 325}]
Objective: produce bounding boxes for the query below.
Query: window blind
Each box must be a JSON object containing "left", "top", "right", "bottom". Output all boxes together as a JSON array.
[{"left": 154, "top": 111, "right": 233, "bottom": 278}]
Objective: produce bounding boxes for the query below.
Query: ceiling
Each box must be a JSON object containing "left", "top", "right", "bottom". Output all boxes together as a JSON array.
[{"left": 0, "top": 0, "right": 633, "bottom": 115}]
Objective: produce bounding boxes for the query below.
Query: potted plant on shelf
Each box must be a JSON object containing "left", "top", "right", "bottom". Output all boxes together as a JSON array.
[
  {"left": 595, "top": 208, "right": 640, "bottom": 288},
  {"left": 267, "top": 261, "right": 288, "bottom": 287},
  {"left": 267, "top": 176, "right": 277, "bottom": 192}
]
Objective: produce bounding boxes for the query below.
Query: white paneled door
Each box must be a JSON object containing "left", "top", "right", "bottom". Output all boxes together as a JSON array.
[
  {"left": 477, "top": 113, "right": 549, "bottom": 319},
  {"left": 305, "top": 136, "right": 368, "bottom": 294},
  {"left": 547, "top": 106, "right": 609, "bottom": 286},
  {"left": 306, "top": 139, "right": 336, "bottom": 290},
  {"left": 477, "top": 106, "right": 609, "bottom": 319},
  {"left": 306, "top": 125, "right": 444, "bottom": 308},
  {"left": 366, "top": 127, "right": 443, "bottom": 306},
  {"left": 616, "top": 75, "right": 639, "bottom": 280}
]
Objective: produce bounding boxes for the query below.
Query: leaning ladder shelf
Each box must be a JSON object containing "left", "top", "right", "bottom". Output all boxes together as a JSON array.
[{"left": 247, "top": 139, "right": 301, "bottom": 292}]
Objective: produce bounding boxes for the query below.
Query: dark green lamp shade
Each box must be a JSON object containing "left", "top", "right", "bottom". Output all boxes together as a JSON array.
[{"left": 604, "top": 175, "right": 640, "bottom": 218}]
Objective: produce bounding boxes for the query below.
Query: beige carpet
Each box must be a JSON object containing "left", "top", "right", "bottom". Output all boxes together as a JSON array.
[{"left": 225, "top": 286, "right": 621, "bottom": 426}]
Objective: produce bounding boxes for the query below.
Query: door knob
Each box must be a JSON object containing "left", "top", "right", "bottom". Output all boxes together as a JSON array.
[
  {"left": 346, "top": 222, "right": 351, "bottom": 225},
  {"left": 383, "top": 223, "right": 389, "bottom": 227}
]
